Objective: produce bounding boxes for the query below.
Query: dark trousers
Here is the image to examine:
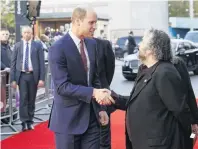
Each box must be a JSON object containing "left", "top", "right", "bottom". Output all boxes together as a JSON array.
[
  {"left": 126, "top": 128, "right": 133, "bottom": 149},
  {"left": 55, "top": 104, "right": 100, "bottom": 149},
  {"left": 100, "top": 116, "right": 111, "bottom": 149},
  {"left": 18, "top": 72, "right": 37, "bottom": 123}
]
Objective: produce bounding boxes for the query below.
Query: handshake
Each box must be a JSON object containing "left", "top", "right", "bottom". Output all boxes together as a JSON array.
[{"left": 93, "top": 89, "right": 115, "bottom": 105}]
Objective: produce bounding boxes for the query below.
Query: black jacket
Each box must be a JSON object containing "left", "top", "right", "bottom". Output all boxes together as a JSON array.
[
  {"left": 95, "top": 38, "right": 115, "bottom": 114},
  {"left": 173, "top": 56, "right": 198, "bottom": 124},
  {"left": 1, "top": 42, "right": 12, "bottom": 70},
  {"left": 94, "top": 38, "right": 115, "bottom": 88},
  {"left": 127, "top": 36, "right": 136, "bottom": 54},
  {"left": 112, "top": 61, "right": 189, "bottom": 149}
]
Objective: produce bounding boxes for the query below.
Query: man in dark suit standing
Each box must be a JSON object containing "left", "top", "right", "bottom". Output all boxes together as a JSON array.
[
  {"left": 48, "top": 7, "right": 112, "bottom": 149},
  {"left": 10, "top": 26, "right": 45, "bottom": 131},
  {"left": 127, "top": 31, "right": 136, "bottom": 55},
  {"left": 96, "top": 39, "right": 115, "bottom": 149},
  {"left": 92, "top": 38, "right": 115, "bottom": 149}
]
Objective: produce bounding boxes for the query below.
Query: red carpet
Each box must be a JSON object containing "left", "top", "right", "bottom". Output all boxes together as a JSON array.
[{"left": 1, "top": 110, "right": 198, "bottom": 149}]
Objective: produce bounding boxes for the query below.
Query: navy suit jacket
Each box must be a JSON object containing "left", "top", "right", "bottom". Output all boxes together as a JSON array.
[
  {"left": 48, "top": 33, "right": 103, "bottom": 134},
  {"left": 10, "top": 40, "right": 45, "bottom": 84}
]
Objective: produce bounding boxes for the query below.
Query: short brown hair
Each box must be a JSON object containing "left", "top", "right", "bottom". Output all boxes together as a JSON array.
[{"left": 71, "top": 7, "right": 87, "bottom": 23}]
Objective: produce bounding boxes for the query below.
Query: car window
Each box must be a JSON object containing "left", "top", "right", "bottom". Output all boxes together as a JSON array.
[
  {"left": 116, "top": 37, "right": 128, "bottom": 46},
  {"left": 134, "top": 36, "right": 143, "bottom": 44},
  {"left": 184, "top": 32, "right": 198, "bottom": 43}
]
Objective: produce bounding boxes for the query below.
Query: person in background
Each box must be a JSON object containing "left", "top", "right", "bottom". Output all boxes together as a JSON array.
[
  {"left": 40, "top": 34, "right": 50, "bottom": 52},
  {"left": 172, "top": 56, "right": 198, "bottom": 149},
  {"left": 0, "top": 29, "right": 12, "bottom": 72},
  {"left": 0, "top": 28, "right": 13, "bottom": 124},
  {"left": 92, "top": 36, "right": 115, "bottom": 148},
  {"left": 95, "top": 38, "right": 115, "bottom": 149},
  {"left": 84, "top": 19, "right": 115, "bottom": 149},
  {"left": 127, "top": 31, "right": 136, "bottom": 55},
  {"left": 10, "top": 26, "right": 45, "bottom": 132}
]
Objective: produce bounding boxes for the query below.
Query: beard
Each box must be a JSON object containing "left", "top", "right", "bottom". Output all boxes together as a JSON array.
[{"left": 138, "top": 52, "right": 146, "bottom": 62}]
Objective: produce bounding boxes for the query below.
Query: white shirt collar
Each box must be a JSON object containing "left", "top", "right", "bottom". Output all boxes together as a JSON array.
[
  {"left": 23, "top": 39, "right": 32, "bottom": 45},
  {"left": 69, "top": 31, "right": 82, "bottom": 47}
]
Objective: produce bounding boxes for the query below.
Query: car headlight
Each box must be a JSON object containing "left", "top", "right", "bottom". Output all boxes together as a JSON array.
[{"left": 123, "top": 61, "right": 130, "bottom": 66}]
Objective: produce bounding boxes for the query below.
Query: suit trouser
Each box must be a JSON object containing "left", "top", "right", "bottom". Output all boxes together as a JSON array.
[
  {"left": 125, "top": 127, "right": 133, "bottom": 149},
  {"left": 55, "top": 105, "right": 100, "bottom": 149},
  {"left": 18, "top": 72, "right": 37, "bottom": 123}
]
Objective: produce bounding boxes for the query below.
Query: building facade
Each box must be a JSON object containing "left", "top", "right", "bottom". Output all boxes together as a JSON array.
[{"left": 39, "top": 1, "right": 169, "bottom": 40}]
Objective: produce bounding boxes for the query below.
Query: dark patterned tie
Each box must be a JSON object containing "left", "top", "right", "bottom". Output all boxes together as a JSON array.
[
  {"left": 80, "top": 40, "right": 88, "bottom": 72},
  {"left": 24, "top": 42, "right": 29, "bottom": 71}
]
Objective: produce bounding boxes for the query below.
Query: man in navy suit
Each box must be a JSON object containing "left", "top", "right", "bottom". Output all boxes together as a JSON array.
[
  {"left": 48, "top": 7, "right": 114, "bottom": 149},
  {"left": 10, "top": 26, "right": 45, "bottom": 131}
]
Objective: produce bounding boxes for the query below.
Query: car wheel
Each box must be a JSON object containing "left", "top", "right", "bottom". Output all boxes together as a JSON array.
[
  {"left": 124, "top": 76, "right": 136, "bottom": 81},
  {"left": 193, "top": 69, "right": 198, "bottom": 75}
]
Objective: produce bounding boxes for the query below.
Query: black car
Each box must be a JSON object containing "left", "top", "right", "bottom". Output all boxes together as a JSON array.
[
  {"left": 114, "top": 36, "right": 142, "bottom": 59},
  {"left": 122, "top": 53, "right": 140, "bottom": 81},
  {"left": 122, "top": 39, "right": 198, "bottom": 81}
]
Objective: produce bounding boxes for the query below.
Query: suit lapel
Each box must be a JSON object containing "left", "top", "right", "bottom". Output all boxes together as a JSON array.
[
  {"left": 30, "top": 41, "right": 35, "bottom": 63},
  {"left": 30, "top": 41, "right": 34, "bottom": 55},
  {"left": 20, "top": 41, "right": 24, "bottom": 66},
  {"left": 84, "top": 39, "right": 93, "bottom": 63},
  {"left": 127, "top": 62, "right": 160, "bottom": 106},
  {"left": 66, "top": 33, "right": 85, "bottom": 66},
  {"left": 65, "top": 34, "right": 87, "bottom": 78},
  {"left": 127, "top": 74, "right": 152, "bottom": 105}
]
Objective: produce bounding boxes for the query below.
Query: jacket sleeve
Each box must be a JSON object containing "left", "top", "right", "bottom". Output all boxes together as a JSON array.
[
  {"left": 111, "top": 90, "right": 129, "bottom": 111},
  {"left": 37, "top": 42, "right": 45, "bottom": 81},
  {"left": 49, "top": 43, "right": 94, "bottom": 103}
]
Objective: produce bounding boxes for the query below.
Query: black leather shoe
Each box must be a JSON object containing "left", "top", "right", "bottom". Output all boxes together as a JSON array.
[
  {"left": 21, "top": 123, "right": 28, "bottom": 132},
  {"left": 27, "top": 123, "right": 34, "bottom": 130}
]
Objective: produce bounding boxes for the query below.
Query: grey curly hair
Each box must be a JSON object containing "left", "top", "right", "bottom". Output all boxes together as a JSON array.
[{"left": 143, "top": 28, "right": 172, "bottom": 61}]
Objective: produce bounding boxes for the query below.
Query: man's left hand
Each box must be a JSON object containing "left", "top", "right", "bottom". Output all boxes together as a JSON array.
[
  {"left": 99, "top": 111, "right": 109, "bottom": 126},
  {"left": 38, "top": 80, "right": 45, "bottom": 88}
]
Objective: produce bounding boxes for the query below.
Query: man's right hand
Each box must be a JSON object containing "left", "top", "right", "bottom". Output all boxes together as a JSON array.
[
  {"left": 12, "top": 81, "right": 17, "bottom": 89},
  {"left": 93, "top": 89, "right": 115, "bottom": 105}
]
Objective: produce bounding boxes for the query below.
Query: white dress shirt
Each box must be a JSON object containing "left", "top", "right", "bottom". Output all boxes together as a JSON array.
[
  {"left": 69, "top": 31, "right": 90, "bottom": 84},
  {"left": 22, "top": 40, "right": 33, "bottom": 72}
]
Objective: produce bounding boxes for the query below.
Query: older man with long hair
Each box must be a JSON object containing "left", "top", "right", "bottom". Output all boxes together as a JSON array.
[{"left": 101, "top": 28, "right": 191, "bottom": 149}]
